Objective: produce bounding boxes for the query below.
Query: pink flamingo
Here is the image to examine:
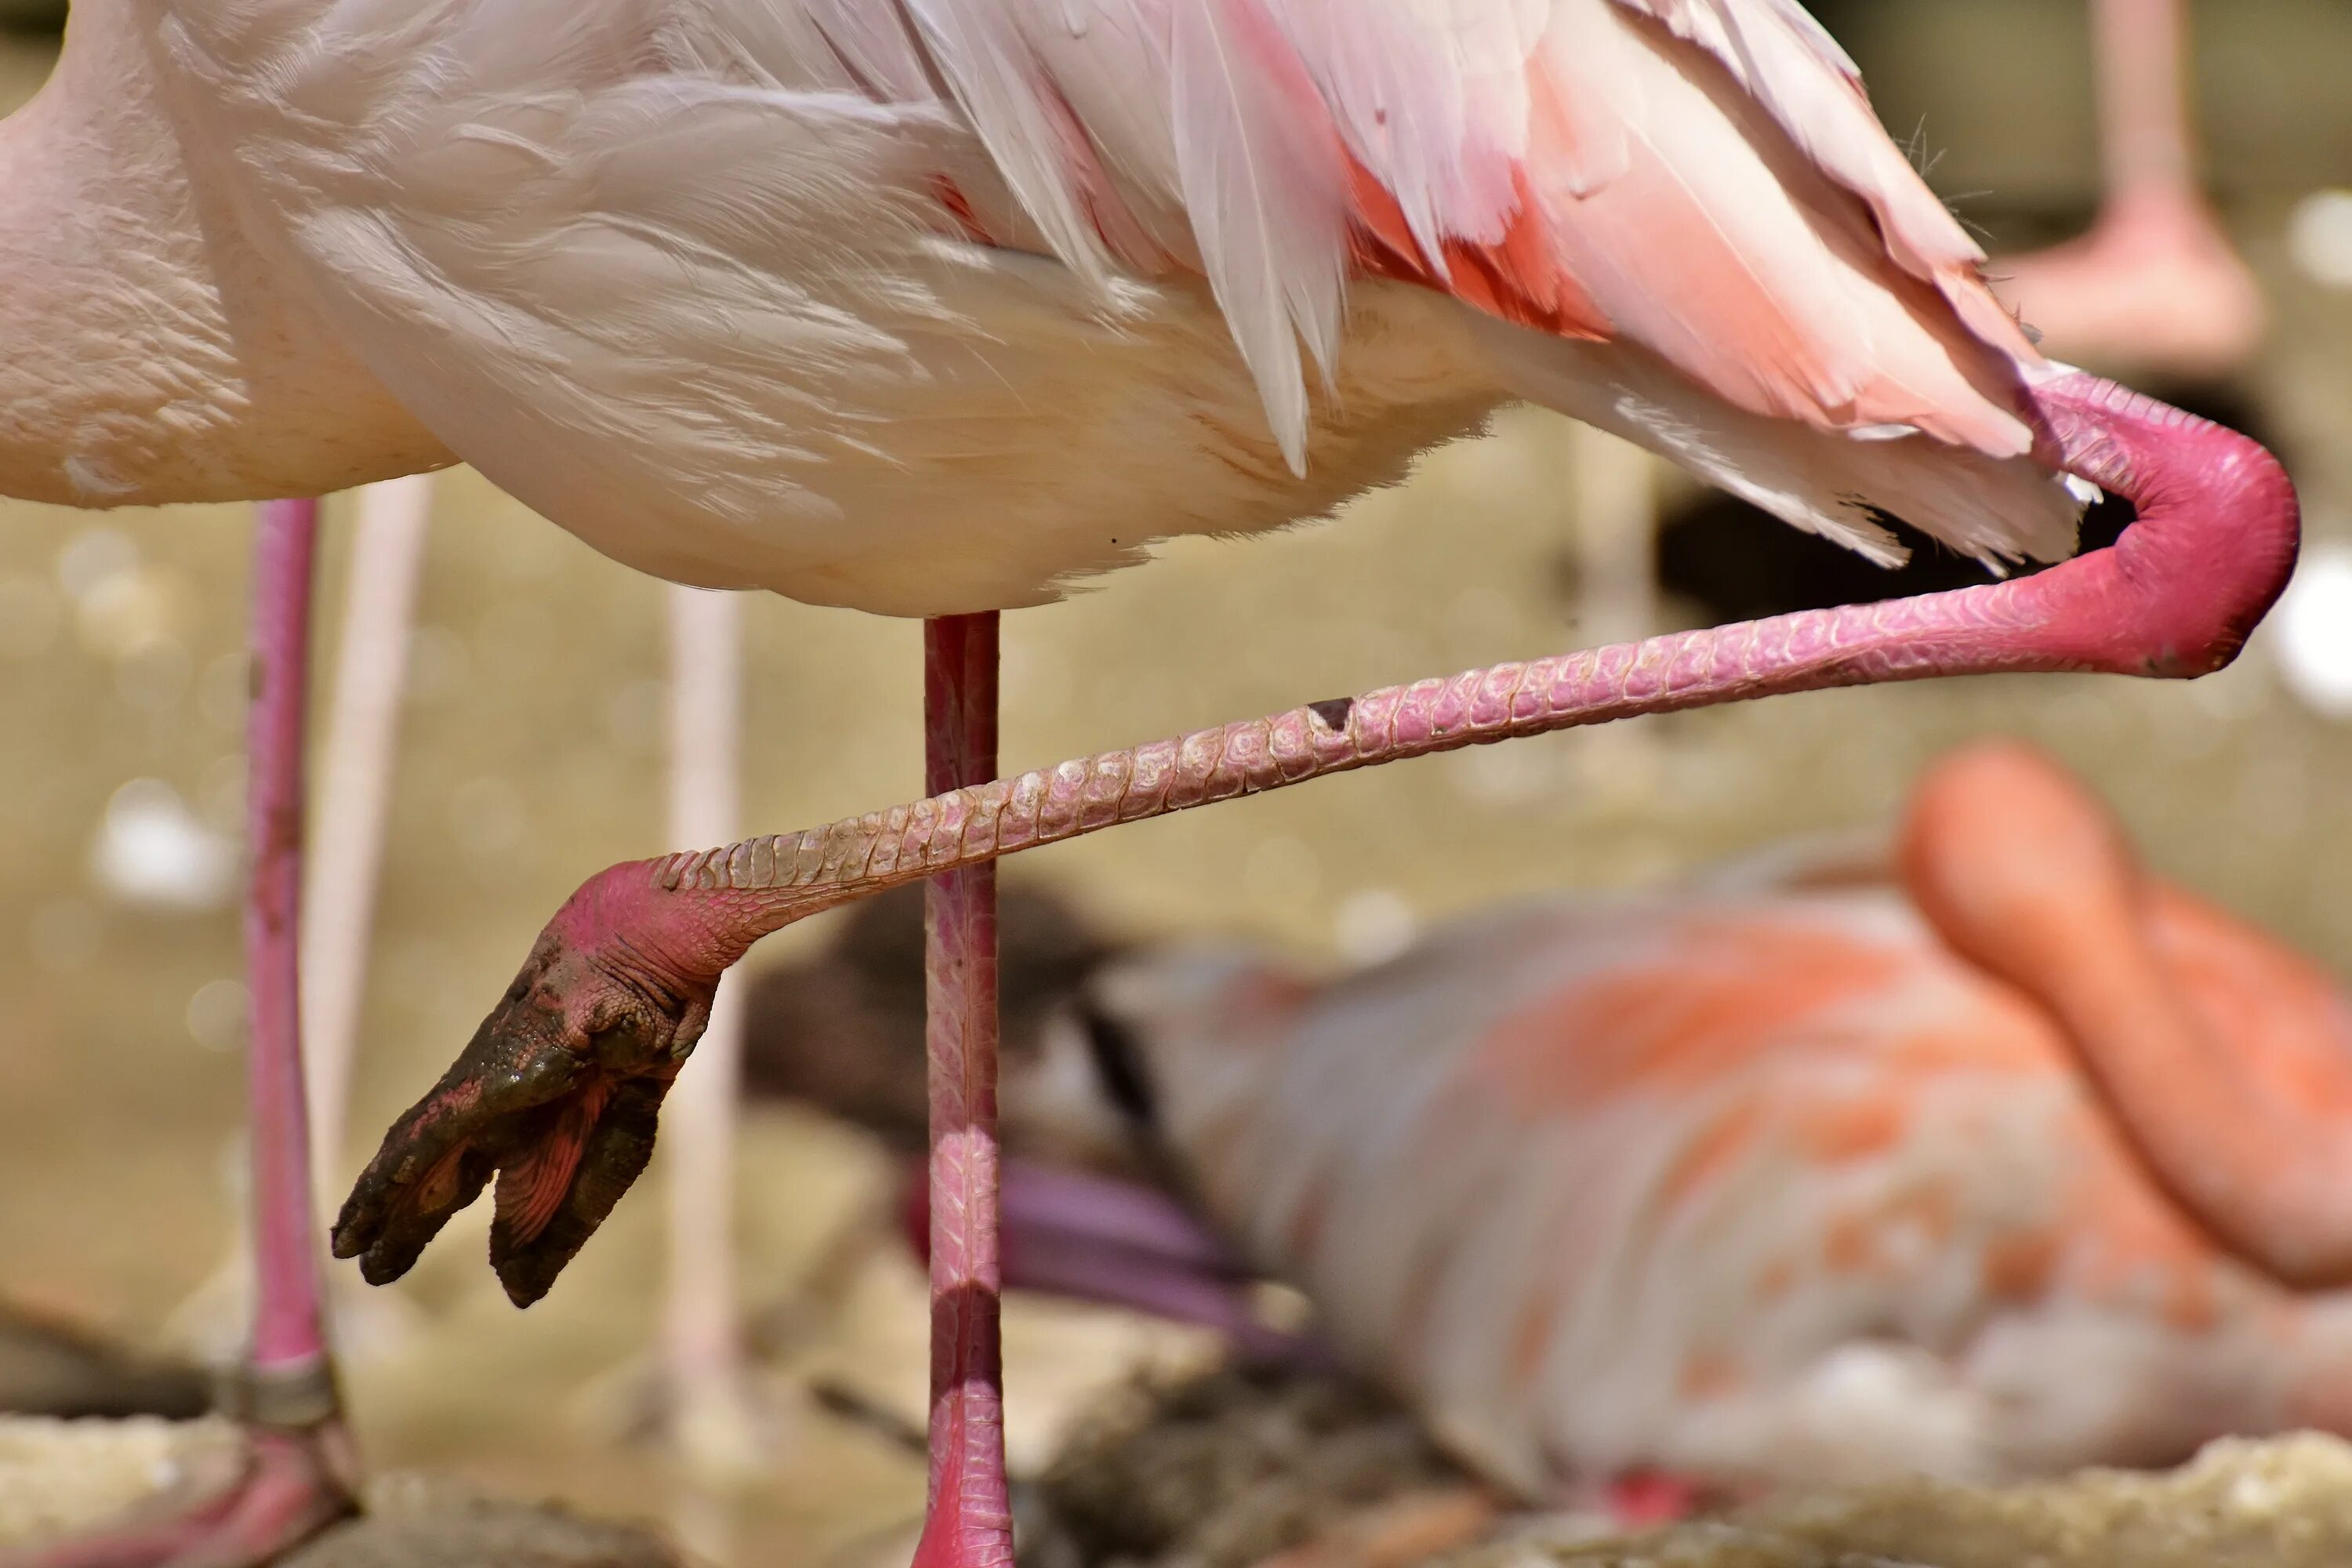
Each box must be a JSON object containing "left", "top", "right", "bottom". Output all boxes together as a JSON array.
[
  {"left": 946, "top": 742, "right": 2352, "bottom": 1508},
  {"left": 0, "top": 4, "right": 2297, "bottom": 1566},
  {"left": 1991, "top": 0, "right": 2266, "bottom": 379}
]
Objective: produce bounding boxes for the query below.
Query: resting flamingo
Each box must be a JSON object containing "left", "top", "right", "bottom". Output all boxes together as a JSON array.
[
  {"left": 908, "top": 742, "right": 2352, "bottom": 1508},
  {"left": 1991, "top": 0, "right": 2265, "bottom": 379},
  {"left": 0, "top": 2, "right": 2296, "bottom": 1565}
]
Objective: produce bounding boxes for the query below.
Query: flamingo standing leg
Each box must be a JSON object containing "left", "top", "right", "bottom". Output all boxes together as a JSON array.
[
  {"left": 1994, "top": 0, "right": 2264, "bottom": 378},
  {"left": 7, "top": 500, "right": 355, "bottom": 1568},
  {"left": 913, "top": 613, "right": 1009, "bottom": 1568}
]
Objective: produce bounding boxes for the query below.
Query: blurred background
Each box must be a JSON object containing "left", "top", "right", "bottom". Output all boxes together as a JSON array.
[{"left": 2, "top": 2, "right": 2350, "bottom": 1564}]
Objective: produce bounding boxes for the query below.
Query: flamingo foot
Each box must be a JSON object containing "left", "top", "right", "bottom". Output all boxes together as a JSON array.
[
  {"left": 329, "top": 902, "right": 710, "bottom": 1307},
  {"left": 0, "top": 1419, "right": 355, "bottom": 1568},
  {"left": 1994, "top": 189, "right": 2266, "bottom": 380}
]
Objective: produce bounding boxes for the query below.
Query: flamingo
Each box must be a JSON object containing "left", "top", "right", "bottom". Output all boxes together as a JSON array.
[
  {"left": 935, "top": 742, "right": 2352, "bottom": 1502},
  {"left": 0, "top": 4, "right": 2297, "bottom": 1566},
  {"left": 1991, "top": 0, "right": 2266, "bottom": 380}
]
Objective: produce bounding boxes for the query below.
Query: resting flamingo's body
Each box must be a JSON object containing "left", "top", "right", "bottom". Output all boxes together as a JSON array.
[{"left": 1015, "top": 745, "right": 2352, "bottom": 1495}]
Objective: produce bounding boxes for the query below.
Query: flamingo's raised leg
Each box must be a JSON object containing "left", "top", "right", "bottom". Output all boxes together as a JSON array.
[
  {"left": 5, "top": 502, "right": 355, "bottom": 1568},
  {"left": 328, "top": 378, "right": 2295, "bottom": 1568},
  {"left": 1993, "top": 0, "right": 2264, "bottom": 379}
]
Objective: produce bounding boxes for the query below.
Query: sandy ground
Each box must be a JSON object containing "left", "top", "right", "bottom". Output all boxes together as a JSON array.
[
  {"left": 1479, "top": 1434, "right": 2352, "bottom": 1568},
  {"left": 1022, "top": 1367, "right": 2352, "bottom": 1568},
  {"left": 4, "top": 6, "right": 2352, "bottom": 1566}
]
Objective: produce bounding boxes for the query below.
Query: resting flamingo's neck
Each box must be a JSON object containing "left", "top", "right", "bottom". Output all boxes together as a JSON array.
[
  {"left": 1901, "top": 742, "right": 2352, "bottom": 1289},
  {"left": 0, "top": 1, "right": 447, "bottom": 507}
]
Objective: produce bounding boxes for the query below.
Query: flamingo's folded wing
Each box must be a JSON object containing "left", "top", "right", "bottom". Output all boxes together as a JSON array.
[{"left": 916, "top": 0, "right": 2080, "bottom": 562}]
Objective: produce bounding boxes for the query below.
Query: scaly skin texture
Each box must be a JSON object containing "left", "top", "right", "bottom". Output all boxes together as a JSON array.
[
  {"left": 913, "top": 614, "right": 1013, "bottom": 1568},
  {"left": 332, "top": 375, "right": 2296, "bottom": 1302}
]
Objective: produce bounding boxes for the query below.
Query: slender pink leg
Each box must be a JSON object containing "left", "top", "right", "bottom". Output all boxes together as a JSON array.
[
  {"left": 6, "top": 501, "right": 354, "bottom": 1568},
  {"left": 329, "top": 376, "right": 2296, "bottom": 1378},
  {"left": 913, "top": 613, "right": 1011, "bottom": 1568},
  {"left": 1993, "top": 0, "right": 2264, "bottom": 378},
  {"left": 238, "top": 499, "right": 357, "bottom": 1542}
]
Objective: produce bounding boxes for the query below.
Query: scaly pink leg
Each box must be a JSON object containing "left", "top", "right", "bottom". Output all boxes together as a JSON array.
[
  {"left": 1994, "top": 0, "right": 2264, "bottom": 379},
  {"left": 328, "top": 377, "right": 2295, "bottom": 1404},
  {"left": 6, "top": 501, "right": 355, "bottom": 1568},
  {"left": 912, "top": 613, "right": 1011, "bottom": 1568}
]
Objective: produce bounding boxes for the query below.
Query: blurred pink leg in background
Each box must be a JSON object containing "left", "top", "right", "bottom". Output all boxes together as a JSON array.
[{"left": 1994, "top": 0, "right": 2265, "bottom": 379}]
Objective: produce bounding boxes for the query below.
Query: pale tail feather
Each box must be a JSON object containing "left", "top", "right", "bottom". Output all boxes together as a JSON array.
[{"left": 1475, "top": 312, "right": 2082, "bottom": 568}]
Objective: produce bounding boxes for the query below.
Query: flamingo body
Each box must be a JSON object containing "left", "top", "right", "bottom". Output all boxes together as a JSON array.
[
  {"left": 1046, "top": 819, "right": 2352, "bottom": 1495},
  {"left": 7, "top": 0, "right": 2086, "bottom": 611}
]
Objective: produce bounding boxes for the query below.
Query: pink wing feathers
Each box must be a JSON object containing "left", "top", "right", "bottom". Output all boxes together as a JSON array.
[{"left": 889, "top": 0, "right": 2082, "bottom": 565}]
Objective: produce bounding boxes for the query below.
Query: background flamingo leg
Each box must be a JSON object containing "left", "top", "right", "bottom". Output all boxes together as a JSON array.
[
  {"left": 3, "top": 501, "right": 356, "bottom": 1568},
  {"left": 1992, "top": 0, "right": 2265, "bottom": 379}
]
